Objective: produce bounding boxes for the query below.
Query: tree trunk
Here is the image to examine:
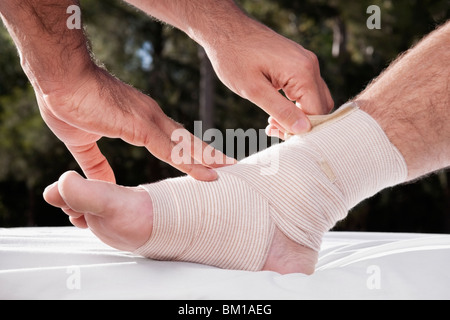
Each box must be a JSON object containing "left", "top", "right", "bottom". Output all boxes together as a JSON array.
[{"left": 332, "top": 17, "right": 347, "bottom": 59}]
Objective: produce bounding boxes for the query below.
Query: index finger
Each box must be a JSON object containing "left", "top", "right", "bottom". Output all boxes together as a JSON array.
[{"left": 66, "top": 142, "right": 116, "bottom": 183}]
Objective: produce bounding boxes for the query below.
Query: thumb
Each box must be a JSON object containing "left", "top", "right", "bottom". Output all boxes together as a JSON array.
[
  {"left": 245, "top": 81, "right": 311, "bottom": 134},
  {"left": 66, "top": 142, "right": 116, "bottom": 183}
]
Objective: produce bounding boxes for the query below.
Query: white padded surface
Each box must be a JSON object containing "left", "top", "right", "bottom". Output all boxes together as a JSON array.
[{"left": 1, "top": 227, "right": 449, "bottom": 299}]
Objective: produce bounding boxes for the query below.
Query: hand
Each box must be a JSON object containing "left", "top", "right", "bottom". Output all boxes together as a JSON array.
[
  {"left": 122, "top": 0, "right": 333, "bottom": 137},
  {"left": 1, "top": 0, "right": 232, "bottom": 183},
  {"left": 204, "top": 19, "right": 334, "bottom": 137},
  {"left": 38, "top": 64, "right": 231, "bottom": 183}
]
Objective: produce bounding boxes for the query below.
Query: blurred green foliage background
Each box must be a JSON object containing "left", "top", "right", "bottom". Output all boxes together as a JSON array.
[{"left": 0, "top": 0, "right": 449, "bottom": 231}]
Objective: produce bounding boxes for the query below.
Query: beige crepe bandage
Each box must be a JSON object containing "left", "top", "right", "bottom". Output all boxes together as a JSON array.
[{"left": 134, "top": 102, "right": 407, "bottom": 271}]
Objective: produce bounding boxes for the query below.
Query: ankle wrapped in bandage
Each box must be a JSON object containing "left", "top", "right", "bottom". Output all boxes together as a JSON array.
[{"left": 134, "top": 102, "right": 408, "bottom": 271}]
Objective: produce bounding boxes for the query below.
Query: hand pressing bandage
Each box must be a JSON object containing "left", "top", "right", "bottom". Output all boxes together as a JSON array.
[{"left": 134, "top": 102, "right": 408, "bottom": 271}]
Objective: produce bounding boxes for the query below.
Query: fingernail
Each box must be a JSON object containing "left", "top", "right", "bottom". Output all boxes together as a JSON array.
[
  {"left": 206, "top": 168, "right": 218, "bottom": 180},
  {"left": 291, "top": 118, "right": 310, "bottom": 134}
]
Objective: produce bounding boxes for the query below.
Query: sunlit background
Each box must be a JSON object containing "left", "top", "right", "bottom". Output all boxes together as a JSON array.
[{"left": 0, "top": 0, "right": 449, "bottom": 231}]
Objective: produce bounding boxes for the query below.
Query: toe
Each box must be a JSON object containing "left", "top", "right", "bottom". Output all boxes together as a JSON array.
[{"left": 57, "top": 171, "right": 119, "bottom": 217}]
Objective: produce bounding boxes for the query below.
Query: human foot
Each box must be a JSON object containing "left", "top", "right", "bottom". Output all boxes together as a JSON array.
[
  {"left": 44, "top": 103, "right": 406, "bottom": 275},
  {"left": 43, "top": 171, "right": 318, "bottom": 274},
  {"left": 263, "top": 229, "right": 318, "bottom": 275},
  {"left": 44, "top": 171, "right": 153, "bottom": 252}
]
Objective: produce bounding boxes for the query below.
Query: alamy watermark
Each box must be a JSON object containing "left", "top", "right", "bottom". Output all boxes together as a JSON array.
[
  {"left": 66, "top": 265, "right": 81, "bottom": 290},
  {"left": 68, "top": 4, "right": 381, "bottom": 31},
  {"left": 66, "top": 5, "right": 81, "bottom": 30},
  {"left": 171, "top": 121, "right": 281, "bottom": 175},
  {"left": 366, "top": 265, "right": 381, "bottom": 290},
  {"left": 367, "top": 5, "right": 381, "bottom": 30}
]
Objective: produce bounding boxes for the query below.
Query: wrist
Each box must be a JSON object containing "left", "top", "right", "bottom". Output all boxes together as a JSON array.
[
  {"left": 1, "top": 0, "right": 91, "bottom": 95},
  {"left": 22, "top": 50, "right": 94, "bottom": 97},
  {"left": 182, "top": 1, "right": 255, "bottom": 49}
]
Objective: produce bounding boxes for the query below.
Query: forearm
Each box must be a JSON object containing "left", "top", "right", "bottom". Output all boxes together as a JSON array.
[
  {"left": 125, "top": 0, "right": 256, "bottom": 48},
  {"left": 355, "top": 21, "right": 450, "bottom": 181},
  {"left": 0, "top": 0, "right": 93, "bottom": 94}
]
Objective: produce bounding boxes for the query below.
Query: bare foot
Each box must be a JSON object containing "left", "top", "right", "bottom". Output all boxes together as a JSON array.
[
  {"left": 44, "top": 171, "right": 153, "bottom": 252},
  {"left": 44, "top": 171, "right": 318, "bottom": 274}
]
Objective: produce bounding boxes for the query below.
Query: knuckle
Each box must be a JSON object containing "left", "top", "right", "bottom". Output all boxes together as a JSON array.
[
  {"left": 283, "top": 77, "right": 305, "bottom": 102},
  {"left": 306, "top": 50, "right": 319, "bottom": 65},
  {"left": 302, "top": 50, "right": 320, "bottom": 74}
]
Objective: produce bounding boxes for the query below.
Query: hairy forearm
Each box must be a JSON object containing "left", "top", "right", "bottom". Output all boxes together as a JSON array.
[
  {"left": 0, "top": 0, "right": 92, "bottom": 94},
  {"left": 355, "top": 21, "right": 450, "bottom": 181},
  {"left": 125, "top": 0, "right": 254, "bottom": 48}
]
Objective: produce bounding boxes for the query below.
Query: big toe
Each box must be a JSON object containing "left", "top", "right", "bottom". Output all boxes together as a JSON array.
[{"left": 57, "top": 171, "right": 120, "bottom": 216}]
